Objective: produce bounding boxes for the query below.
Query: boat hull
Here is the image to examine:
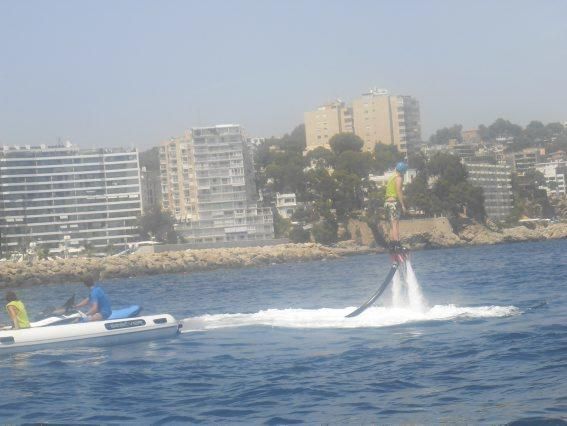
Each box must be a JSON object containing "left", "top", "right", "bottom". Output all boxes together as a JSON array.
[{"left": 0, "top": 314, "right": 179, "bottom": 354}]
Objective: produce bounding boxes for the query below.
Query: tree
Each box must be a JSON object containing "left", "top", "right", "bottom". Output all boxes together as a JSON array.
[
  {"left": 373, "top": 143, "right": 404, "bottom": 174},
  {"left": 405, "top": 174, "right": 439, "bottom": 216},
  {"left": 332, "top": 170, "right": 365, "bottom": 220},
  {"left": 478, "top": 124, "right": 490, "bottom": 142},
  {"left": 260, "top": 147, "right": 306, "bottom": 196},
  {"left": 427, "top": 155, "right": 485, "bottom": 220},
  {"left": 311, "top": 218, "right": 338, "bottom": 245},
  {"left": 362, "top": 186, "right": 390, "bottom": 247},
  {"left": 546, "top": 122, "right": 566, "bottom": 137},
  {"left": 139, "top": 147, "right": 160, "bottom": 171},
  {"left": 40, "top": 246, "right": 50, "bottom": 259},
  {"left": 305, "top": 146, "right": 335, "bottom": 169},
  {"left": 329, "top": 133, "right": 364, "bottom": 155},
  {"left": 524, "top": 121, "right": 548, "bottom": 143},
  {"left": 254, "top": 127, "right": 308, "bottom": 200},
  {"left": 407, "top": 151, "right": 427, "bottom": 173},
  {"left": 429, "top": 125, "right": 463, "bottom": 145},
  {"left": 335, "top": 151, "right": 373, "bottom": 178},
  {"left": 278, "top": 124, "right": 306, "bottom": 152},
  {"left": 545, "top": 122, "right": 567, "bottom": 153},
  {"left": 289, "top": 226, "right": 311, "bottom": 243},
  {"left": 404, "top": 153, "right": 486, "bottom": 221},
  {"left": 427, "top": 153, "right": 468, "bottom": 182},
  {"left": 138, "top": 207, "right": 178, "bottom": 243},
  {"left": 511, "top": 170, "right": 554, "bottom": 218},
  {"left": 305, "top": 168, "right": 337, "bottom": 202},
  {"left": 272, "top": 210, "right": 291, "bottom": 238},
  {"left": 291, "top": 205, "right": 318, "bottom": 223},
  {"left": 487, "top": 118, "right": 522, "bottom": 140}
]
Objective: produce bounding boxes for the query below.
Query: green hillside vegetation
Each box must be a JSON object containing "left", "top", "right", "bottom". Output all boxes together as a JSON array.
[
  {"left": 430, "top": 118, "right": 567, "bottom": 153},
  {"left": 255, "top": 127, "right": 492, "bottom": 244}
]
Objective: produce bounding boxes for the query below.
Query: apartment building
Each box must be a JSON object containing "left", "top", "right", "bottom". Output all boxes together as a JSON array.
[
  {"left": 160, "top": 125, "right": 274, "bottom": 243},
  {"left": 449, "top": 141, "right": 478, "bottom": 161},
  {"left": 159, "top": 133, "right": 197, "bottom": 221},
  {"left": 275, "top": 193, "right": 298, "bottom": 219},
  {"left": 304, "top": 90, "right": 421, "bottom": 154},
  {"left": 246, "top": 137, "right": 266, "bottom": 160},
  {"left": 465, "top": 162, "right": 514, "bottom": 221},
  {"left": 0, "top": 142, "right": 142, "bottom": 256},
  {"left": 507, "top": 148, "right": 544, "bottom": 173},
  {"left": 304, "top": 100, "right": 353, "bottom": 151},
  {"left": 351, "top": 89, "right": 420, "bottom": 154},
  {"left": 140, "top": 166, "right": 162, "bottom": 213},
  {"left": 535, "top": 161, "right": 566, "bottom": 197}
]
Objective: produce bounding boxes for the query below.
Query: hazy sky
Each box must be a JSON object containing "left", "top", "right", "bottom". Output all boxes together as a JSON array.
[{"left": 1, "top": 0, "right": 566, "bottom": 150}]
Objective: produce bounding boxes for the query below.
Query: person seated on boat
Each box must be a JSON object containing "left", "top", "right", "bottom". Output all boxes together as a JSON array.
[
  {"left": 75, "top": 276, "right": 112, "bottom": 321},
  {"left": 5, "top": 291, "right": 30, "bottom": 329}
]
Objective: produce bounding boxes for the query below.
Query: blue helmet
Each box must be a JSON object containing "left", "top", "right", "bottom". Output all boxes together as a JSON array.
[{"left": 396, "top": 161, "right": 408, "bottom": 173}]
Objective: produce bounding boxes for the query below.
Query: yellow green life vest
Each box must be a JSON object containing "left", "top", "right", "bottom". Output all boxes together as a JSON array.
[
  {"left": 385, "top": 175, "right": 398, "bottom": 200},
  {"left": 6, "top": 300, "right": 30, "bottom": 329}
]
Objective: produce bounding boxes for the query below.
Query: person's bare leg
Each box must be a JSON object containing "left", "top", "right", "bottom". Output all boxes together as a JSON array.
[{"left": 391, "top": 219, "right": 400, "bottom": 243}]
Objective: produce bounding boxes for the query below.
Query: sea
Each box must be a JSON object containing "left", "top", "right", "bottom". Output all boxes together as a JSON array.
[{"left": 0, "top": 240, "right": 566, "bottom": 424}]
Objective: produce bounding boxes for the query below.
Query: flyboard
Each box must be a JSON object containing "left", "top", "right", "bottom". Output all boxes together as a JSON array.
[{"left": 345, "top": 247, "right": 409, "bottom": 318}]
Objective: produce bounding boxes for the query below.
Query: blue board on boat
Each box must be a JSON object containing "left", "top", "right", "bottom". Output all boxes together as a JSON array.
[{"left": 108, "top": 305, "right": 142, "bottom": 319}]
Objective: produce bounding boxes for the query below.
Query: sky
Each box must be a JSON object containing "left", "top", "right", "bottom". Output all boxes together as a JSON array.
[{"left": 1, "top": 0, "right": 566, "bottom": 150}]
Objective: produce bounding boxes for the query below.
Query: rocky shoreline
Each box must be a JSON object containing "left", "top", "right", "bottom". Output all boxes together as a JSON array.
[
  {"left": 401, "top": 221, "right": 567, "bottom": 249},
  {"left": 0, "top": 222, "right": 565, "bottom": 289},
  {"left": 0, "top": 243, "right": 377, "bottom": 289}
]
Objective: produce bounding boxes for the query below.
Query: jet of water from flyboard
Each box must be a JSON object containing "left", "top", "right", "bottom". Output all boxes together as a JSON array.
[{"left": 390, "top": 260, "right": 428, "bottom": 312}]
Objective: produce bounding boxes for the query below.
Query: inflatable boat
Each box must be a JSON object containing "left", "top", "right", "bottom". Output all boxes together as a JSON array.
[{"left": 0, "top": 314, "right": 180, "bottom": 354}]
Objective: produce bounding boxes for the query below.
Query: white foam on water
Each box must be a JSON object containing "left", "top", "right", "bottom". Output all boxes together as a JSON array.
[
  {"left": 180, "top": 304, "right": 520, "bottom": 332},
  {"left": 179, "top": 259, "right": 519, "bottom": 333}
]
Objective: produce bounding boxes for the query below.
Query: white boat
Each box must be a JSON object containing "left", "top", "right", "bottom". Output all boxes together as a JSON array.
[{"left": 0, "top": 314, "right": 180, "bottom": 354}]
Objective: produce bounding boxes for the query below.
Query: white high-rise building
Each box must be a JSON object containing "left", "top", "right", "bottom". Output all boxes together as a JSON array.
[
  {"left": 161, "top": 125, "right": 274, "bottom": 244},
  {"left": 536, "top": 161, "right": 566, "bottom": 197},
  {"left": 0, "top": 143, "right": 142, "bottom": 256},
  {"left": 465, "top": 162, "right": 514, "bottom": 221}
]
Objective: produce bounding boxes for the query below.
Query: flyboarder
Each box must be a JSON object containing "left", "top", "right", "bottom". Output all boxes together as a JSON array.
[
  {"left": 384, "top": 161, "right": 408, "bottom": 252},
  {"left": 346, "top": 161, "right": 411, "bottom": 318}
]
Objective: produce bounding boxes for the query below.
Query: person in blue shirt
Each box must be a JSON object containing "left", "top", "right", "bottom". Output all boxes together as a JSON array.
[{"left": 75, "top": 276, "right": 112, "bottom": 321}]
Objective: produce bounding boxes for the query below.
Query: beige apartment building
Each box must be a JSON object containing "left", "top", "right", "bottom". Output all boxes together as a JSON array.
[
  {"left": 304, "top": 100, "right": 353, "bottom": 151},
  {"left": 159, "top": 132, "right": 199, "bottom": 222},
  {"left": 304, "top": 89, "right": 421, "bottom": 154}
]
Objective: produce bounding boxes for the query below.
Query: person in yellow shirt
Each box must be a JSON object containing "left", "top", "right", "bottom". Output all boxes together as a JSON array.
[
  {"left": 384, "top": 161, "right": 408, "bottom": 252},
  {"left": 5, "top": 291, "right": 30, "bottom": 329}
]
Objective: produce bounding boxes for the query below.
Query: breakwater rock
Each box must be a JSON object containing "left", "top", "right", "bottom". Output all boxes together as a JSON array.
[
  {"left": 1, "top": 221, "right": 565, "bottom": 289},
  {"left": 398, "top": 218, "right": 567, "bottom": 249},
  {"left": 0, "top": 243, "right": 377, "bottom": 289},
  {"left": 457, "top": 222, "right": 567, "bottom": 245}
]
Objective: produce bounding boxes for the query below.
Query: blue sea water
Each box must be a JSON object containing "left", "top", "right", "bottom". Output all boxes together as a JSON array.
[{"left": 1, "top": 240, "right": 566, "bottom": 424}]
